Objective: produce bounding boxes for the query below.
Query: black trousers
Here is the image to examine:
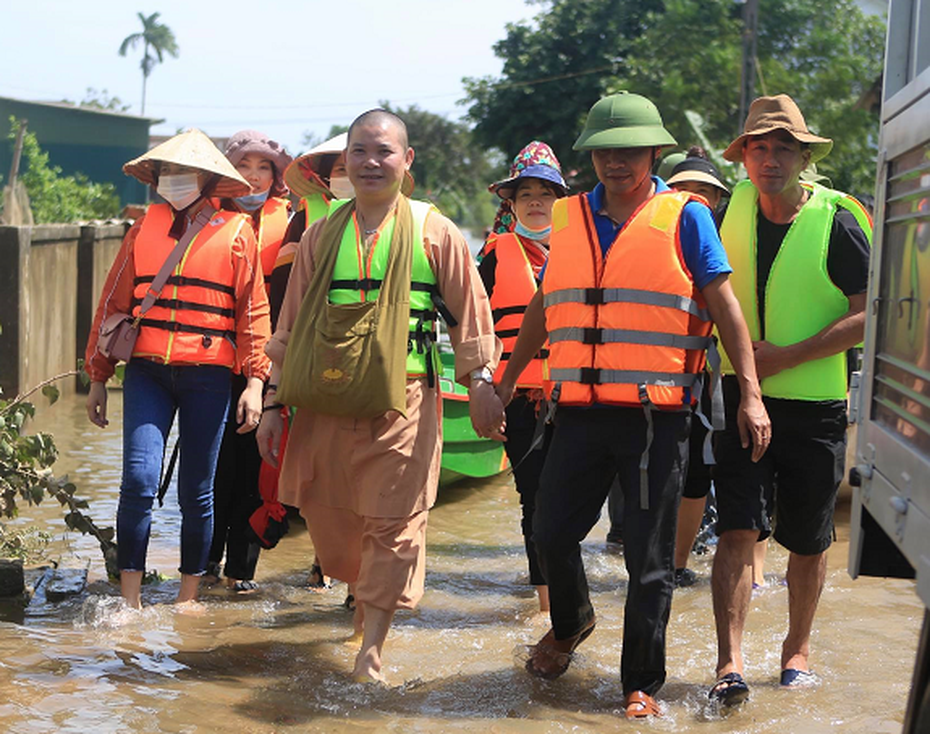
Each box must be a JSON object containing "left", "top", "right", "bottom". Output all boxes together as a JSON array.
[
  {"left": 209, "top": 373, "right": 263, "bottom": 580},
  {"left": 534, "top": 406, "right": 690, "bottom": 696},
  {"left": 502, "top": 393, "right": 552, "bottom": 587}
]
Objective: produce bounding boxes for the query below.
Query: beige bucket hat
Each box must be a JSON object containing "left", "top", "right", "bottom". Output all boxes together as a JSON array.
[
  {"left": 123, "top": 128, "right": 252, "bottom": 198},
  {"left": 723, "top": 94, "right": 833, "bottom": 164},
  {"left": 284, "top": 131, "right": 415, "bottom": 200}
]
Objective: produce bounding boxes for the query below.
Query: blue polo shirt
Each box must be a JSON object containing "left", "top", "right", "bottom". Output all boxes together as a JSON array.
[{"left": 540, "top": 177, "right": 732, "bottom": 289}]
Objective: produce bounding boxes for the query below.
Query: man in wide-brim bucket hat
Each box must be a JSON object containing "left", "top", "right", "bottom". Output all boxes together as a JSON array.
[
  {"left": 722, "top": 93, "right": 833, "bottom": 164},
  {"left": 124, "top": 128, "right": 251, "bottom": 200},
  {"left": 495, "top": 91, "right": 769, "bottom": 719},
  {"left": 709, "top": 93, "right": 872, "bottom": 707}
]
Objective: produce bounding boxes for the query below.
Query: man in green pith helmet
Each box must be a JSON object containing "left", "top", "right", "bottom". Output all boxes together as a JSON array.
[
  {"left": 709, "top": 94, "right": 872, "bottom": 705},
  {"left": 497, "top": 92, "right": 770, "bottom": 718}
]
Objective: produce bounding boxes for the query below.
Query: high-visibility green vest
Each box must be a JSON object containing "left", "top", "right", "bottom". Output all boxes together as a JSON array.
[
  {"left": 327, "top": 199, "right": 440, "bottom": 378},
  {"left": 301, "top": 193, "right": 331, "bottom": 229},
  {"left": 719, "top": 180, "right": 872, "bottom": 400}
]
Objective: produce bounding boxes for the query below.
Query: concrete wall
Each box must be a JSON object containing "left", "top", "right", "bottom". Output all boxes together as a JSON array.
[{"left": 0, "top": 222, "right": 130, "bottom": 398}]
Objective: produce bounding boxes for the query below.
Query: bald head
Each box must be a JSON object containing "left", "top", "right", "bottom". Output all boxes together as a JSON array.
[{"left": 348, "top": 109, "right": 409, "bottom": 150}]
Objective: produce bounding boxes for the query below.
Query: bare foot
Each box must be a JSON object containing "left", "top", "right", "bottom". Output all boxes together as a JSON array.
[
  {"left": 174, "top": 599, "right": 207, "bottom": 616},
  {"left": 344, "top": 630, "right": 364, "bottom": 648},
  {"left": 353, "top": 648, "right": 386, "bottom": 684}
]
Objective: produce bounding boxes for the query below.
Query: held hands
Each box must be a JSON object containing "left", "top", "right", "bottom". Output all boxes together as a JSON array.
[
  {"left": 469, "top": 380, "right": 507, "bottom": 442},
  {"left": 495, "top": 378, "right": 516, "bottom": 409},
  {"left": 236, "top": 378, "right": 264, "bottom": 435},
  {"left": 737, "top": 392, "right": 771, "bottom": 462},
  {"left": 256, "top": 407, "right": 283, "bottom": 468},
  {"left": 86, "top": 381, "right": 108, "bottom": 428}
]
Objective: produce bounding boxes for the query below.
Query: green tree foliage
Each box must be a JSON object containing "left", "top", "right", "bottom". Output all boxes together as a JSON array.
[
  {"left": 79, "top": 87, "right": 132, "bottom": 113},
  {"left": 300, "top": 124, "right": 349, "bottom": 150},
  {"left": 0, "top": 373, "right": 117, "bottom": 576},
  {"left": 8, "top": 119, "right": 120, "bottom": 223},
  {"left": 118, "top": 11, "right": 179, "bottom": 114},
  {"left": 463, "top": 0, "right": 663, "bottom": 186},
  {"left": 380, "top": 102, "right": 501, "bottom": 233},
  {"left": 464, "top": 0, "right": 884, "bottom": 197}
]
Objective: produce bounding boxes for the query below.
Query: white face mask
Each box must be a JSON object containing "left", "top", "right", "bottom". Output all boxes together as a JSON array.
[
  {"left": 329, "top": 175, "right": 356, "bottom": 200},
  {"left": 157, "top": 173, "right": 202, "bottom": 210}
]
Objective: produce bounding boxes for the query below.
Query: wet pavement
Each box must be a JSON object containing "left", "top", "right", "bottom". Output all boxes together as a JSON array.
[{"left": 0, "top": 391, "right": 921, "bottom": 733}]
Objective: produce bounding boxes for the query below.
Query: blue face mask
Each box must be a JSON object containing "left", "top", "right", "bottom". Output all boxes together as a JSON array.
[
  {"left": 234, "top": 189, "right": 270, "bottom": 211},
  {"left": 514, "top": 220, "right": 552, "bottom": 241}
]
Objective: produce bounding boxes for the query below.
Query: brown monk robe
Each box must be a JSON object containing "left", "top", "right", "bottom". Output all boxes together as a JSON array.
[{"left": 257, "top": 109, "right": 503, "bottom": 683}]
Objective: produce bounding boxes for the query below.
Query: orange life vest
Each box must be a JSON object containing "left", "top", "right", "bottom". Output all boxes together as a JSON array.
[
  {"left": 131, "top": 203, "right": 249, "bottom": 367},
  {"left": 254, "top": 197, "right": 290, "bottom": 295},
  {"left": 488, "top": 232, "right": 548, "bottom": 387},
  {"left": 542, "top": 191, "right": 714, "bottom": 408}
]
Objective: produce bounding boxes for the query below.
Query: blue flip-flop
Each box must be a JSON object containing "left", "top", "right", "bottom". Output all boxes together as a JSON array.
[
  {"left": 708, "top": 672, "right": 750, "bottom": 706},
  {"left": 780, "top": 668, "right": 818, "bottom": 688}
]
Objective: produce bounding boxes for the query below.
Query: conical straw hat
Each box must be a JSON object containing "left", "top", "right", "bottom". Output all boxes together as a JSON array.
[
  {"left": 123, "top": 128, "right": 252, "bottom": 198},
  {"left": 284, "top": 131, "right": 415, "bottom": 200}
]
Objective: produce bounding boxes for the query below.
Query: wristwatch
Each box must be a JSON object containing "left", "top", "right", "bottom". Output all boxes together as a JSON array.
[{"left": 470, "top": 366, "right": 494, "bottom": 385}]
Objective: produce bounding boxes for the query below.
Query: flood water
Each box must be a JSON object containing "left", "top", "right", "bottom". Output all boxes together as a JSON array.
[{"left": 1, "top": 390, "right": 923, "bottom": 733}]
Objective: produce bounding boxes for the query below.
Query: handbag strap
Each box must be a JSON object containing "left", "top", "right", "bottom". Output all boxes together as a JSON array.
[{"left": 137, "top": 206, "right": 217, "bottom": 317}]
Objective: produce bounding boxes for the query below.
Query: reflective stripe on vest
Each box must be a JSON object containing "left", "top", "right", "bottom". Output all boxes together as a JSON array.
[
  {"left": 132, "top": 203, "right": 246, "bottom": 366},
  {"left": 327, "top": 199, "right": 439, "bottom": 378},
  {"left": 542, "top": 191, "right": 713, "bottom": 407},
  {"left": 256, "top": 197, "right": 290, "bottom": 293},
  {"left": 718, "top": 180, "right": 873, "bottom": 400},
  {"left": 301, "top": 193, "right": 331, "bottom": 231},
  {"left": 489, "top": 233, "right": 547, "bottom": 387}
]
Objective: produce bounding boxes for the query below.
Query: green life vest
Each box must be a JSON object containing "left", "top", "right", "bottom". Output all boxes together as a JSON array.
[
  {"left": 327, "top": 198, "right": 441, "bottom": 380},
  {"left": 719, "top": 180, "right": 873, "bottom": 400},
  {"left": 301, "top": 193, "right": 331, "bottom": 229}
]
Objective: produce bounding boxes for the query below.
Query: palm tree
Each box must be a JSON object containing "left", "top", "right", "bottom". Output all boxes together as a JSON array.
[{"left": 118, "top": 12, "right": 179, "bottom": 115}]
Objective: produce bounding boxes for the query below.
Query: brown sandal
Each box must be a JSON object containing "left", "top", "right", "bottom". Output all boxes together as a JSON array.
[
  {"left": 525, "top": 620, "right": 596, "bottom": 680},
  {"left": 624, "top": 690, "right": 661, "bottom": 719}
]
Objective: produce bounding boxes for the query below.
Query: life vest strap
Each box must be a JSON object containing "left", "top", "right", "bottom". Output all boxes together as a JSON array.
[
  {"left": 638, "top": 385, "right": 654, "bottom": 511},
  {"left": 548, "top": 368, "right": 699, "bottom": 388},
  {"left": 139, "top": 317, "right": 237, "bottom": 343},
  {"left": 544, "top": 287, "right": 711, "bottom": 321},
  {"left": 500, "top": 349, "right": 549, "bottom": 361},
  {"left": 134, "top": 275, "right": 236, "bottom": 297},
  {"left": 549, "top": 327, "right": 713, "bottom": 350},
  {"left": 492, "top": 305, "right": 526, "bottom": 322},
  {"left": 330, "top": 279, "right": 458, "bottom": 327},
  {"left": 131, "top": 297, "right": 236, "bottom": 319}
]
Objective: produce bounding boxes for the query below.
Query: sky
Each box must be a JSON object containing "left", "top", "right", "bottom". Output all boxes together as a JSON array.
[{"left": 0, "top": 0, "right": 537, "bottom": 154}]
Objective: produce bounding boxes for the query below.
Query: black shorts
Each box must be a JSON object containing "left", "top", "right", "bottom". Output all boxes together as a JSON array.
[
  {"left": 683, "top": 388, "right": 713, "bottom": 500},
  {"left": 713, "top": 376, "right": 847, "bottom": 555}
]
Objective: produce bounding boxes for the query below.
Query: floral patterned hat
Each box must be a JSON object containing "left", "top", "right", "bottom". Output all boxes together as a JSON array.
[{"left": 488, "top": 141, "right": 568, "bottom": 200}]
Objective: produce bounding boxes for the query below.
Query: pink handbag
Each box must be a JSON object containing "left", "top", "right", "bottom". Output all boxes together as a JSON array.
[{"left": 98, "top": 207, "right": 216, "bottom": 362}]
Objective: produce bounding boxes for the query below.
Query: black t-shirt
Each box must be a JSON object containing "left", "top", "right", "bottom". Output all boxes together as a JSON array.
[{"left": 756, "top": 207, "right": 870, "bottom": 333}]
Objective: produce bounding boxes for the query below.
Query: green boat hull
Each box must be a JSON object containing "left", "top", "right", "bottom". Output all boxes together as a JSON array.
[{"left": 438, "top": 350, "right": 507, "bottom": 484}]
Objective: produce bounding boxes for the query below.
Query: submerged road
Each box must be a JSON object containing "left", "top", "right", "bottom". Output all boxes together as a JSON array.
[{"left": 0, "top": 391, "right": 919, "bottom": 733}]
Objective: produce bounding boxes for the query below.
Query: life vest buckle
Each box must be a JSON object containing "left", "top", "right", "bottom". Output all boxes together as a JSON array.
[
  {"left": 584, "top": 288, "right": 605, "bottom": 306},
  {"left": 578, "top": 367, "right": 600, "bottom": 385},
  {"left": 582, "top": 327, "right": 603, "bottom": 345}
]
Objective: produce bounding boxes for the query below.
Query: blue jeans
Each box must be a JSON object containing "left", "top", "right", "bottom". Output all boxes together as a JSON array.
[{"left": 118, "top": 359, "right": 231, "bottom": 575}]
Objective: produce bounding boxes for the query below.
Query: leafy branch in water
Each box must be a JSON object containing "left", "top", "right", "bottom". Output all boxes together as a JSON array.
[{"left": 0, "top": 373, "right": 118, "bottom": 578}]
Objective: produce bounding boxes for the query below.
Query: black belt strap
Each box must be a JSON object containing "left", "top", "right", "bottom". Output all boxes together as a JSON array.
[
  {"left": 131, "top": 297, "right": 235, "bottom": 318},
  {"left": 134, "top": 275, "right": 236, "bottom": 297},
  {"left": 139, "top": 318, "right": 237, "bottom": 343},
  {"left": 157, "top": 437, "right": 180, "bottom": 507}
]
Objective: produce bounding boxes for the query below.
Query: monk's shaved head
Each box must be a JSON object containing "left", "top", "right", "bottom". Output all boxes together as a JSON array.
[{"left": 348, "top": 109, "right": 409, "bottom": 150}]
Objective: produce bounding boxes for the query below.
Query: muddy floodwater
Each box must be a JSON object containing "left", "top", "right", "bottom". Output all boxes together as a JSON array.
[{"left": 0, "top": 391, "right": 923, "bottom": 733}]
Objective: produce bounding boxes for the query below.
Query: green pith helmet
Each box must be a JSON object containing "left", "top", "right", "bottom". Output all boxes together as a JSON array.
[
  {"left": 656, "top": 152, "right": 686, "bottom": 181},
  {"left": 573, "top": 91, "right": 677, "bottom": 151}
]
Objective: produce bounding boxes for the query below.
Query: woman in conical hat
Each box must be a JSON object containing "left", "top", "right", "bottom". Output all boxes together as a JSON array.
[{"left": 84, "top": 129, "right": 273, "bottom": 609}]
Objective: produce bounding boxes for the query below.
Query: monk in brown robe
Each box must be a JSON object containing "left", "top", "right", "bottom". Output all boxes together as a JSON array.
[{"left": 256, "top": 109, "right": 504, "bottom": 682}]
